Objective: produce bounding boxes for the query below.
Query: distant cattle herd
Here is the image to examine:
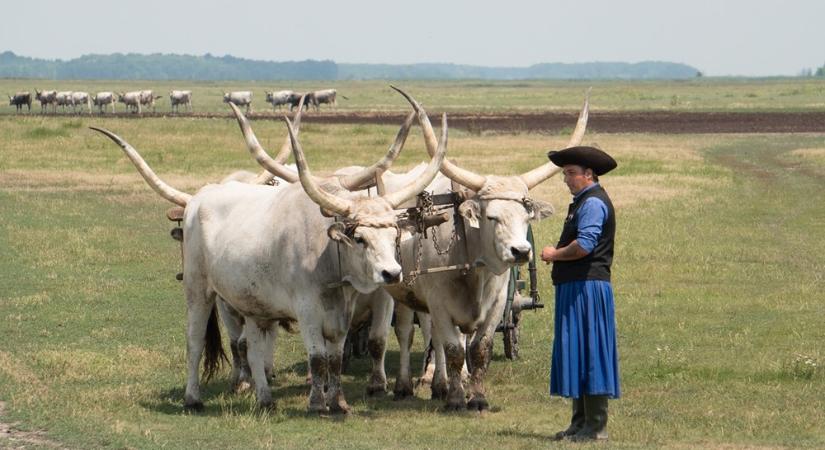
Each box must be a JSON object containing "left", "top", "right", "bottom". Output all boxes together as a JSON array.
[{"left": 6, "top": 88, "right": 343, "bottom": 114}]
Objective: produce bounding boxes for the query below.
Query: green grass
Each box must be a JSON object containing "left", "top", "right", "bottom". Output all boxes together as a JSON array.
[
  {"left": 3, "top": 77, "right": 825, "bottom": 115},
  {"left": 1, "top": 97, "right": 825, "bottom": 448}
]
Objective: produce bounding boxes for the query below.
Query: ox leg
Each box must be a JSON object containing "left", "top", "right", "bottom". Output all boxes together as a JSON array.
[
  {"left": 392, "top": 302, "right": 415, "bottom": 400},
  {"left": 183, "top": 287, "right": 217, "bottom": 411},
  {"left": 430, "top": 334, "right": 450, "bottom": 401},
  {"left": 366, "top": 292, "right": 392, "bottom": 397},
  {"left": 244, "top": 322, "right": 275, "bottom": 409},
  {"left": 325, "top": 338, "right": 352, "bottom": 414},
  {"left": 301, "top": 326, "right": 330, "bottom": 414},
  {"left": 466, "top": 287, "right": 507, "bottom": 412},
  {"left": 431, "top": 319, "right": 466, "bottom": 410}
]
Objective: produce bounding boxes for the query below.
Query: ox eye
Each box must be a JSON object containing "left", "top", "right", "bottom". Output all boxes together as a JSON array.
[
  {"left": 486, "top": 215, "right": 499, "bottom": 222},
  {"left": 353, "top": 236, "right": 366, "bottom": 246}
]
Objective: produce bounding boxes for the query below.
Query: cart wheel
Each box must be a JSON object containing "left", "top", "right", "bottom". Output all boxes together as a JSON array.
[{"left": 503, "top": 310, "right": 520, "bottom": 360}]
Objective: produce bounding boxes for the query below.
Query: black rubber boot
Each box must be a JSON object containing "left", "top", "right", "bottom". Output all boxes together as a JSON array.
[
  {"left": 571, "top": 395, "right": 609, "bottom": 441},
  {"left": 553, "top": 397, "right": 585, "bottom": 440}
]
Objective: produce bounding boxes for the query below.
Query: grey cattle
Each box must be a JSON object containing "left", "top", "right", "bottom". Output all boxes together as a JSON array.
[
  {"left": 223, "top": 91, "right": 252, "bottom": 114},
  {"left": 117, "top": 91, "right": 142, "bottom": 114},
  {"left": 139, "top": 90, "right": 161, "bottom": 113},
  {"left": 169, "top": 90, "right": 192, "bottom": 113},
  {"left": 35, "top": 90, "right": 57, "bottom": 113},
  {"left": 70, "top": 92, "right": 92, "bottom": 114},
  {"left": 55, "top": 91, "right": 73, "bottom": 113},
  {"left": 90, "top": 102, "right": 445, "bottom": 413},
  {"left": 308, "top": 89, "right": 338, "bottom": 111},
  {"left": 265, "top": 90, "right": 293, "bottom": 110},
  {"left": 383, "top": 88, "right": 589, "bottom": 411},
  {"left": 8, "top": 92, "right": 32, "bottom": 113},
  {"left": 286, "top": 92, "right": 308, "bottom": 112},
  {"left": 93, "top": 92, "right": 117, "bottom": 114}
]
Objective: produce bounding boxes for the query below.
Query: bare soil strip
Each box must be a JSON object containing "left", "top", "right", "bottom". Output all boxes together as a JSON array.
[{"left": 11, "top": 111, "right": 825, "bottom": 133}]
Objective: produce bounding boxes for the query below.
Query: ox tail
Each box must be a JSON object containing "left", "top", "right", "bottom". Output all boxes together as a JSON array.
[
  {"left": 202, "top": 304, "right": 228, "bottom": 383},
  {"left": 89, "top": 127, "right": 193, "bottom": 206}
]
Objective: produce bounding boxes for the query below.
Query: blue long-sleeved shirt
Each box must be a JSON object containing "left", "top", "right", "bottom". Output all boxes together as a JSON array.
[{"left": 571, "top": 183, "right": 607, "bottom": 253}]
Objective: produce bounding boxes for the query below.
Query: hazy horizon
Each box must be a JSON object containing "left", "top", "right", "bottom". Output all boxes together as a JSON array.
[{"left": 3, "top": 0, "right": 823, "bottom": 77}]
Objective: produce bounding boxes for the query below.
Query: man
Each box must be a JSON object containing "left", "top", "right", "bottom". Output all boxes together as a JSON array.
[{"left": 540, "top": 146, "right": 619, "bottom": 442}]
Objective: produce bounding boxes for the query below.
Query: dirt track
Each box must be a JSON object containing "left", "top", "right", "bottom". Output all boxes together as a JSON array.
[{"left": 12, "top": 110, "right": 825, "bottom": 133}]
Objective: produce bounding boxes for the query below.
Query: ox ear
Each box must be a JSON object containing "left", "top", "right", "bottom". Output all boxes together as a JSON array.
[
  {"left": 529, "top": 199, "right": 555, "bottom": 222},
  {"left": 327, "top": 222, "right": 354, "bottom": 247},
  {"left": 459, "top": 200, "right": 480, "bottom": 228}
]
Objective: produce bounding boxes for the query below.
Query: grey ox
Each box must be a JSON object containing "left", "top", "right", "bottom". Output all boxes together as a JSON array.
[
  {"left": 90, "top": 102, "right": 447, "bottom": 413},
  {"left": 70, "top": 91, "right": 92, "bottom": 114},
  {"left": 308, "top": 89, "right": 339, "bottom": 111},
  {"left": 56, "top": 91, "right": 73, "bottom": 113},
  {"left": 223, "top": 91, "right": 253, "bottom": 114},
  {"left": 93, "top": 92, "right": 117, "bottom": 114},
  {"left": 265, "top": 90, "right": 293, "bottom": 110},
  {"left": 118, "top": 91, "right": 142, "bottom": 114},
  {"left": 169, "top": 90, "right": 192, "bottom": 113},
  {"left": 8, "top": 92, "right": 32, "bottom": 113},
  {"left": 140, "top": 90, "right": 162, "bottom": 113},
  {"left": 35, "top": 90, "right": 57, "bottom": 113},
  {"left": 382, "top": 88, "right": 590, "bottom": 411}
]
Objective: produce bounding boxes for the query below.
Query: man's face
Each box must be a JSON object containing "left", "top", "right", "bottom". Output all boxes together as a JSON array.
[{"left": 562, "top": 164, "right": 594, "bottom": 195}]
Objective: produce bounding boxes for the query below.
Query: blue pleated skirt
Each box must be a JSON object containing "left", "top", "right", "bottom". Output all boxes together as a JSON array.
[{"left": 549, "top": 280, "right": 620, "bottom": 399}]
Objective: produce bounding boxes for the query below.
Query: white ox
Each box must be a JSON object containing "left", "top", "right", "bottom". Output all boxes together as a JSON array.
[
  {"left": 223, "top": 91, "right": 253, "bottom": 114},
  {"left": 169, "top": 90, "right": 192, "bottom": 113},
  {"left": 35, "top": 90, "right": 57, "bottom": 113},
  {"left": 90, "top": 105, "right": 446, "bottom": 413},
  {"left": 140, "top": 90, "right": 161, "bottom": 113},
  {"left": 93, "top": 92, "right": 117, "bottom": 114},
  {"left": 70, "top": 92, "right": 92, "bottom": 114},
  {"left": 265, "top": 90, "right": 293, "bottom": 110},
  {"left": 381, "top": 88, "right": 590, "bottom": 411},
  {"left": 56, "top": 91, "right": 73, "bottom": 113},
  {"left": 308, "top": 89, "right": 338, "bottom": 111},
  {"left": 118, "top": 91, "right": 142, "bottom": 114}
]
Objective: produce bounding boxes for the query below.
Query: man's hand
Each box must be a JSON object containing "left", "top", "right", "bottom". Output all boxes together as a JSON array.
[{"left": 540, "top": 246, "right": 557, "bottom": 264}]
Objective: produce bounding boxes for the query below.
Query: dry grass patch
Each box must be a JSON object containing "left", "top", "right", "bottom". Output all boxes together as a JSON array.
[{"left": 789, "top": 147, "right": 825, "bottom": 161}]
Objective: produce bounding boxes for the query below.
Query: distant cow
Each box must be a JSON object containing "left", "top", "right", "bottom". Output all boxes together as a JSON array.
[
  {"left": 93, "top": 92, "right": 117, "bottom": 114},
  {"left": 56, "top": 91, "right": 73, "bottom": 113},
  {"left": 223, "top": 91, "right": 253, "bottom": 113},
  {"left": 8, "top": 92, "right": 32, "bottom": 113},
  {"left": 286, "top": 92, "right": 308, "bottom": 112},
  {"left": 118, "top": 91, "right": 142, "bottom": 114},
  {"left": 169, "top": 90, "right": 192, "bottom": 113},
  {"left": 309, "top": 89, "right": 339, "bottom": 111},
  {"left": 139, "top": 90, "right": 162, "bottom": 113},
  {"left": 70, "top": 92, "right": 92, "bottom": 114},
  {"left": 265, "top": 90, "right": 293, "bottom": 110},
  {"left": 35, "top": 90, "right": 57, "bottom": 113}
]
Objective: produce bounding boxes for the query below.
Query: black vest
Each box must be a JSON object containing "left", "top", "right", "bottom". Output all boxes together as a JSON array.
[{"left": 551, "top": 184, "right": 615, "bottom": 285}]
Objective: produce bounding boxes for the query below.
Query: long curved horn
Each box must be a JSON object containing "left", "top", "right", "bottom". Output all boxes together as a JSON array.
[
  {"left": 337, "top": 111, "right": 415, "bottom": 190},
  {"left": 392, "top": 86, "right": 486, "bottom": 191},
  {"left": 228, "top": 102, "right": 299, "bottom": 183},
  {"left": 89, "top": 127, "right": 192, "bottom": 206},
  {"left": 382, "top": 113, "right": 448, "bottom": 209},
  {"left": 519, "top": 89, "right": 590, "bottom": 189},
  {"left": 250, "top": 94, "right": 307, "bottom": 184},
  {"left": 284, "top": 117, "right": 352, "bottom": 216}
]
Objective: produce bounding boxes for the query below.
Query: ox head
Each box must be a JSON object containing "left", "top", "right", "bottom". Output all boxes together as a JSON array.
[
  {"left": 283, "top": 114, "right": 447, "bottom": 293},
  {"left": 393, "top": 86, "right": 589, "bottom": 275},
  {"left": 222, "top": 92, "right": 230, "bottom": 103}
]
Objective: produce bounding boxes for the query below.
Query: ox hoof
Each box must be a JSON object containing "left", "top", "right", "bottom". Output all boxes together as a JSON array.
[
  {"left": 329, "top": 402, "right": 352, "bottom": 415},
  {"left": 467, "top": 396, "right": 489, "bottom": 411},
  {"left": 393, "top": 388, "right": 414, "bottom": 401},
  {"left": 183, "top": 400, "right": 204, "bottom": 412},
  {"left": 308, "top": 404, "right": 330, "bottom": 415},
  {"left": 366, "top": 384, "right": 387, "bottom": 397},
  {"left": 430, "top": 384, "right": 448, "bottom": 401},
  {"left": 444, "top": 400, "right": 466, "bottom": 412}
]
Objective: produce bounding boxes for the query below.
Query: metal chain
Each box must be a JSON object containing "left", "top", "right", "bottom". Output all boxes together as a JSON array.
[
  {"left": 403, "top": 233, "right": 425, "bottom": 287},
  {"left": 431, "top": 218, "right": 459, "bottom": 255}
]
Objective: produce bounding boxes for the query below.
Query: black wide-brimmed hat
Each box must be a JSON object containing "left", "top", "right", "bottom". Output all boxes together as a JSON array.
[{"left": 547, "top": 146, "right": 617, "bottom": 176}]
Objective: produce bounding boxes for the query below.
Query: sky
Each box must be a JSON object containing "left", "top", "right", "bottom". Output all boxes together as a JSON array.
[{"left": 2, "top": 0, "right": 823, "bottom": 77}]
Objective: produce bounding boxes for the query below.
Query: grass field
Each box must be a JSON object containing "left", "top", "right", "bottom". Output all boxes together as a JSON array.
[
  {"left": 1, "top": 82, "right": 825, "bottom": 449},
  {"left": 3, "top": 78, "right": 825, "bottom": 114}
]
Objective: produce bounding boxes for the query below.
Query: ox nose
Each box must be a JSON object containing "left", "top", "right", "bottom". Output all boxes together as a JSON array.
[
  {"left": 510, "top": 245, "right": 532, "bottom": 263},
  {"left": 381, "top": 268, "right": 402, "bottom": 284}
]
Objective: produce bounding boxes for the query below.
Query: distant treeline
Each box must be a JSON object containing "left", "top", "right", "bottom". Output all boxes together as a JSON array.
[{"left": 0, "top": 51, "right": 701, "bottom": 80}]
